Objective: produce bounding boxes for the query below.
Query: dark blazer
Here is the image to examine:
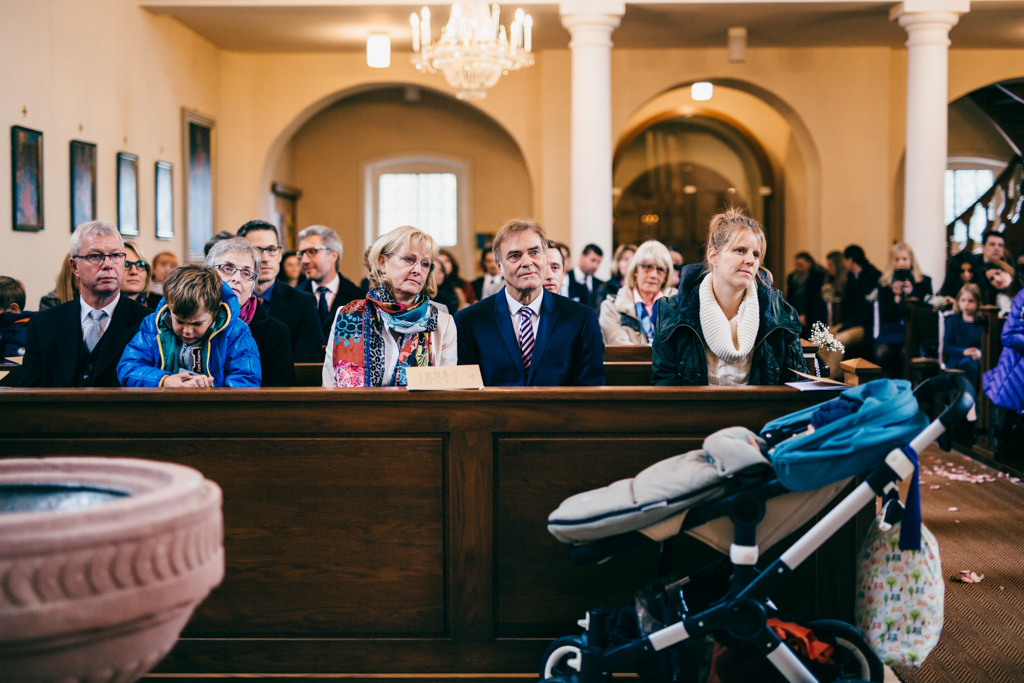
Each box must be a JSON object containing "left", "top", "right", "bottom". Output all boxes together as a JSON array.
[
  {"left": 471, "top": 276, "right": 485, "bottom": 301},
  {"left": 453, "top": 288, "right": 605, "bottom": 386},
  {"left": 264, "top": 281, "right": 324, "bottom": 362},
  {"left": 20, "top": 295, "right": 151, "bottom": 387},
  {"left": 298, "top": 274, "right": 366, "bottom": 338},
  {"left": 785, "top": 266, "right": 828, "bottom": 335},
  {"left": 248, "top": 301, "right": 296, "bottom": 387},
  {"left": 568, "top": 272, "right": 606, "bottom": 310},
  {"left": 841, "top": 261, "right": 882, "bottom": 331}
]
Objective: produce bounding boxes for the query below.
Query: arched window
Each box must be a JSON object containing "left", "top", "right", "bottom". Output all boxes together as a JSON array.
[
  {"left": 945, "top": 157, "right": 1006, "bottom": 245},
  {"left": 365, "top": 156, "right": 471, "bottom": 263}
]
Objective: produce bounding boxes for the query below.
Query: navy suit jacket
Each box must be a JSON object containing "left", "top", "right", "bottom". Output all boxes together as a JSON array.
[{"left": 453, "top": 288, "right": 605, "bottom": 387}]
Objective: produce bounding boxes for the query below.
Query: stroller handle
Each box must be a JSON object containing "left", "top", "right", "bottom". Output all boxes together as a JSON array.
[{"left": 912, "top": 372, "right": 975, "bottom": 430}]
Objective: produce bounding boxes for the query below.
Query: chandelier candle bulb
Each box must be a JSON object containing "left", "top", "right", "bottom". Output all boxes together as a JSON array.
[
  {"left": 411, "top": 13, "right": 420, "bottom": 52},
  {"left": 421, "top": 7, "right": 431, "bottom": 51},
  {"left": 524, "top": 14, "right": 532, "bottom": 52}
]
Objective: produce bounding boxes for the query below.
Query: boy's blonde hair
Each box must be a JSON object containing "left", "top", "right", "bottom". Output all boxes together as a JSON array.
[{"left": 162, "top": 264, "right": 222, "bottom": 320}]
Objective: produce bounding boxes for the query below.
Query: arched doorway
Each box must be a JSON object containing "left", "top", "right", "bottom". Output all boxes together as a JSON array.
[{"left": 613, "top": 110, "right": 779, "bottom": 274}]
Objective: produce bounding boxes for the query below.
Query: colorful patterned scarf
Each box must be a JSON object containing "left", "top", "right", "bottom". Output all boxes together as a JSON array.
[{"left": 331, "top": 287, "right": 438, "bottom": 387}]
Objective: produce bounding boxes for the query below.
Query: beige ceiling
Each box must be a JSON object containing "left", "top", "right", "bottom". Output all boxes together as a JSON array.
[{"left": 141, "top": 1, "right": 1024, "bottom": 52}]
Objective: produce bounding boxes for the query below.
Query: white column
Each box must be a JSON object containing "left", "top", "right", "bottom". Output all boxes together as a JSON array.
[
  {"left": 561, "top": 1, "right": 625, "bottom": 280},
  {"left": 891, "top": 0, "right": 969, "bottom": 282}
]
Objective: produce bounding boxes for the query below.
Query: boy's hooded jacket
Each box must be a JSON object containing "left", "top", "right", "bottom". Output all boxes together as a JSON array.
[
  {"left": 983, "top": 288, "right": 1024, "bottom": 414},
  {"left": 117, "top": 281, "right": 261, "bottom": 387},
  {"left": 652, "top": 263, "right": 804, "bottom": 386}
]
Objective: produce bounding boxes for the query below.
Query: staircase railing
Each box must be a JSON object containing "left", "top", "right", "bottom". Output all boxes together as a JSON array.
[{"left": 945, "top": 155, "right": 1023, "bottom": 265}]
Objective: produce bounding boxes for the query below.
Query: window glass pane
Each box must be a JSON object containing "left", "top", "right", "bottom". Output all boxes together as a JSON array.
[
  {"left": 944, "top": 169, "right": 994, "bottom": 225},
  {"left": 379, "top": 173, "right": 458, "bottom": 246}
]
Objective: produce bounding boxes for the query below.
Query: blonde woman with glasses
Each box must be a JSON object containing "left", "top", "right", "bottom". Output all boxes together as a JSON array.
[{"left": 599, "top": 240, "right": 675, "bottom": 346}]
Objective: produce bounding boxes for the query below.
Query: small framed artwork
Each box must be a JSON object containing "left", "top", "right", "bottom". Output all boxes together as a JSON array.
[
  {"left": 11, "top": 126, "right": 43, "bottom": 232},
  {"left": 183, "top": 109, "right": 215, "bottom": 261},
  {"left": 155, "top": 161, "right": 173, "bottom": 240},
  {"left": 117, "top": 152, "right": 139, "bottom": 237},
  {"left": 69, "top": 140, "right": 97, "bottom": 231}
]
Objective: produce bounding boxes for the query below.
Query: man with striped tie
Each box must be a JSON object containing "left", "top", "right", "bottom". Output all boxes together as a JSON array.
[{"left": 453, "top": 219, "right": 604, "bottom": 387}]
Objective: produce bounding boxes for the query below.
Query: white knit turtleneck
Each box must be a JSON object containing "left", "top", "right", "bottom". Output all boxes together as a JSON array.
[{"left": 699, "top": 275, "right": 759, "bottom": 386}]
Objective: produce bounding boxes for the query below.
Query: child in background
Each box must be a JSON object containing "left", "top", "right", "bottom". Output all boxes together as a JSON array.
[
  {"left": 0, "top": 276, "right": 33, "bottom": 359},
  {"left": 944, "top": 283, "right": 983, "bottom": 394},
  {"left": 118, "top": 264, "right": 261, "bottom": 387}
]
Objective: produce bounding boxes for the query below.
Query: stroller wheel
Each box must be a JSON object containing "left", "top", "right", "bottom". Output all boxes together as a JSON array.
[
  {"left": 540, "top": 636, "right": 583, "bottom": 681},
  {"left": 808, "top": 619, "right": 885, "bottom": 682}
]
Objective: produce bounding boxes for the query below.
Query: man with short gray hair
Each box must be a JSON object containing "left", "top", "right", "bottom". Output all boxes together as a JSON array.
[
  {"left": 296, "top": 225, "right": 366, "bottom": 337},
  {"left": 21, "top": 221, "right": 151, "bottom": 387}
]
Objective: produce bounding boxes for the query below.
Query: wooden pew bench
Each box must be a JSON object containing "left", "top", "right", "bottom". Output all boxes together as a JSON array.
[{"left": 0, "top": 387, "right": 868, "bottom": 679}]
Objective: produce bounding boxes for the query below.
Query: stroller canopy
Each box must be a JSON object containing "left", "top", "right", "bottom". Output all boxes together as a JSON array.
[{"left": 761, "top": 379, "right": 928, "bottom": 492}]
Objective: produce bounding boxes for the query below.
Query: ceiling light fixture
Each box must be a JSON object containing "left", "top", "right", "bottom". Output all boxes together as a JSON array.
[
  {"left": 691, "top": 82, "right": 713, "bottom": 101},
  {"left": 367, "top": 34, "right": 391, "bottom": 68},
  {"left": 411, "top": 2, "right": 534, "bottom": 99}
]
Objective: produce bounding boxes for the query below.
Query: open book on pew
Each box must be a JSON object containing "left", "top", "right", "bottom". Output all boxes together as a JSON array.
[
  {"left": 786, "top": 368, "right": 849, "bottom": 391},
  {"left": 406, "top": 365, "right": 485, "bottom": 391}
]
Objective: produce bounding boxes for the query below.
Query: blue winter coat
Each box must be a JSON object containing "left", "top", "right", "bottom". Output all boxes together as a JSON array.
[
  {"left": 983, "top": 289, "right": 1024, "bottom": 414},
  {"left": 117, "top": 281, "right": 261, "bottom": 387}
]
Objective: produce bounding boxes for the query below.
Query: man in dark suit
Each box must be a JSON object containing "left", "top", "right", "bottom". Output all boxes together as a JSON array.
[
  {"left": 237, "top": 220, "right": 325, "bottom": 362},
  {"left": 20, "top": 221, "right": 151, "bottom": 387},
  {"left": 295, "top": 225, "right": 366, "bottom": 338},
  {"left": 568, "top": 243, "right": 606, "bottom": 309},
  {"left": 454, "top": 219, "right": 604, "bottom": 387}
]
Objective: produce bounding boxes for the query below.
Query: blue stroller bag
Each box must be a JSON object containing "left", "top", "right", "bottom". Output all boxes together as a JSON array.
[{"left": 761, "top": 380, "right": 929, "bottom": 492}]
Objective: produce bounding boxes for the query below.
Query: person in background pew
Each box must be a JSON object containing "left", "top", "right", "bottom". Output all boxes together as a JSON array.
[
  {"left": 832, "top": 244, "right": 881, "bottom": 355},
  {"left": 543, "top": 240, "right": 566, "bottom": 295},
  {"left": 238, "top": 220, "right": 324, "bottom": 362},
  {"left": 984, "top": 260, "right": 1020, "bottom": 317},
  {"left": 455, "top": 219, "right": 605, "bottom": 387},
  {"left": 297, "top": 225, "right": 367, "bottom": 339},
  {"left": 472, "top": 247, "right": 504, "bottom": 301},
  {"left": 652, "top": 209, "right": 803, "bottom": 386},
  {"left": 21, "top": 221, "right": 151, "bottom": 387},
  {"left": 599, "top": 240, "right": 676, "bottom": 346},
  {"left": 973, "top": 230, "right": 1008, "bottom": 306},
  {"left": 438, "top": 248, "right": 477, "bottom": 308},
  {"left": 821, "top": 250, "right": 847, "bottom": 321},
  {"left": 0, "top": 276, "right": 32, "bottom": 359},
  {"left": 432, "top": 257, "right": 466, "bottom": 313},
  {"left": 983, "top": 286, "right": 1024, "bottom": 459},
  {"left": 874, "top": 241, "right": 933, "bottom": 378},
  {"left": 944, "top": 283, "right": 983, "bottom": 396},
  {"left": 323, "top": 225, "right": 456, "bottom": 388},
  {"left": 568, "top": 244, "right": 605, "bottom": 310},
  {"left": 122, "top": 241, "right": 159, "bottom": 310},
  {"left": 278, "top": 251, "right": 303, "bottom": 288},
  {"left": 207, "top": 238, "right": 295, "bottom": 387},
  {"left": 785, "top": 251, "right": 827, "bottom": 338},
  {"left": 118, "top": 264, "right": 261, "bottom": 388},
  {"left": 38, "top": 253, "right": 78, "bottom": 311},
  {"left": 596, "top": 243, "right": 637, "bottom": 304},
  {"left": 938, "top": 251, "right": 975, "bottom": 302},
  {"left": 667, "top": 244, "right": 685, "bottom": 288},
  {"left": 150, "top": 251, "right": 178, "bottom": 302}
]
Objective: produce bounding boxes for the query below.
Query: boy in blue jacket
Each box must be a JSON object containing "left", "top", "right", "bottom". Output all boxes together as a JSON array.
[{"left": 118, "top": 264, "right": 261, "bottom": 387}]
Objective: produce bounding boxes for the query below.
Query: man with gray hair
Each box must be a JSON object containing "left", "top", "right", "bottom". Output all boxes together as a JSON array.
[
  {"left": 296, "top": 224, "right": 366, "bottom": 337},
  {"left": 21, "top": 221, "right": 151, "bottom": 387}
]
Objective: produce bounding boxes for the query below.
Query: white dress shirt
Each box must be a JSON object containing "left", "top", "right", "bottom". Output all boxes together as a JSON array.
[
  {"left": 481, "top": 274, "right": 505, "bottom": 299},
  {"left": 573, "top": 266, "right": 594, "bottom": 293},
  {"left": 313, "top": 274, "right": 340, "bottom": 310},
  {"left": 505, "top": 287, "right": 543, "bottom": 349},
  {"left": 79, "top": 293, "right": 120, "bottom": 343}
]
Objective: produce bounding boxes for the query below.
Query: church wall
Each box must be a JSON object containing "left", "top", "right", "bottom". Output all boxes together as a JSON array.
[
  {"left": 0, "top": 0, "right": 221, "bottom": 309},
  {"left": 279, "top": 88, "right": 533, "bottom": 281}
]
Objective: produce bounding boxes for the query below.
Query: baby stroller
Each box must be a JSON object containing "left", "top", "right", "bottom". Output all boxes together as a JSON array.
[{"left": 541, "top": 374, "right": 974, "bottom": 683}]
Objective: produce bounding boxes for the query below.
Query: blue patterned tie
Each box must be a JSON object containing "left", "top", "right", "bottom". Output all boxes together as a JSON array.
[{"left": 519, "top": 307, "right": 534, "bottom": 373}]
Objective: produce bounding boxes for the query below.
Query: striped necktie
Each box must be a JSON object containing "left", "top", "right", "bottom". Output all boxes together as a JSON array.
[{"left": 519, "top": 307, "right": 534, "bottom": 373}]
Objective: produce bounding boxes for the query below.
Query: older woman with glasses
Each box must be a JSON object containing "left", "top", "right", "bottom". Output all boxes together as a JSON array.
[
  {"left": 599, "top": 240, "right": 677, "bottom": 346},
  {"left": 205, "top": 237, "right": 296, "bottom": 386},
  {"left": 121, "top": 241, "right": 159, "bottom": 309},
  {"left": 322, "top": 225, "right": 457, "bottom": 387}
]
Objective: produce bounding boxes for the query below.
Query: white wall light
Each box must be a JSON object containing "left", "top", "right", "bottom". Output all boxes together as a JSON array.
[
  {"left": 367, "top": 34, "right": 391, "bottom": 68},
  {"left": 691, "top": 82, "right": 713, "bottom": 101}
]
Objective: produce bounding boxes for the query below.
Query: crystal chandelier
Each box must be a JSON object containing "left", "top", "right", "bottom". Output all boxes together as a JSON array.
[{"left": 411, "top": 3, "right": 534, "bottom": 100}]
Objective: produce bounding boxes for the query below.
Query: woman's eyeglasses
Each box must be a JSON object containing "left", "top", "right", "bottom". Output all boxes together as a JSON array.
[
  {"left": 213, "top": 264, "right": 258, "bottom": 281},
  {"left": 125, "top": 260, "right": 149, "bottom": 271}
]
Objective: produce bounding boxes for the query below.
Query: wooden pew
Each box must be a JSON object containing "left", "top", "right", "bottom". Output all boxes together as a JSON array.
[
  {"left": 905, "top": 298, "right": 941, "bottom": 383},
  {"left": 973, "top": 305, "right": 1006, "bottom": 460},
  {"left": 0, "top": 387, "right": 869, "bottom": 679},
  {"left": 604, "top": 345, "right": 652, "bottom": 363}
]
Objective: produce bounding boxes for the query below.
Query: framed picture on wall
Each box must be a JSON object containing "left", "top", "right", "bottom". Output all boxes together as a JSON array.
[
  {"left": 69, "top": 140, "right": 97, "bottom": 232},
  {"left": 183, "top": 109, "right": 215, "bottom": 261},
  {"left": 11, "top": 126, "right": 43, "bottom": 232},
  {"left": 155, "top": 160, "right": 173, "bottom": 240},
  {"left": 117, "top": 152, "right": 139, "bottom": 237}
]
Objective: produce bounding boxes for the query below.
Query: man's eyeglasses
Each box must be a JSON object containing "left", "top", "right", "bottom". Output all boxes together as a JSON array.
[
  {"left": 73, "top": 252, "right": 126, "bottom": 266},
  {"left": 254, "top": 246, "right": 282, "bottom": 257},
  {"left": 298, "top": 246, "right": 332, "bottom": 259},
  {"left": 213, "top": 264, "right": 258, "bottom": 281},
  {"left": 125, "top": 260, "right": 149, "bottom": 271}
]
